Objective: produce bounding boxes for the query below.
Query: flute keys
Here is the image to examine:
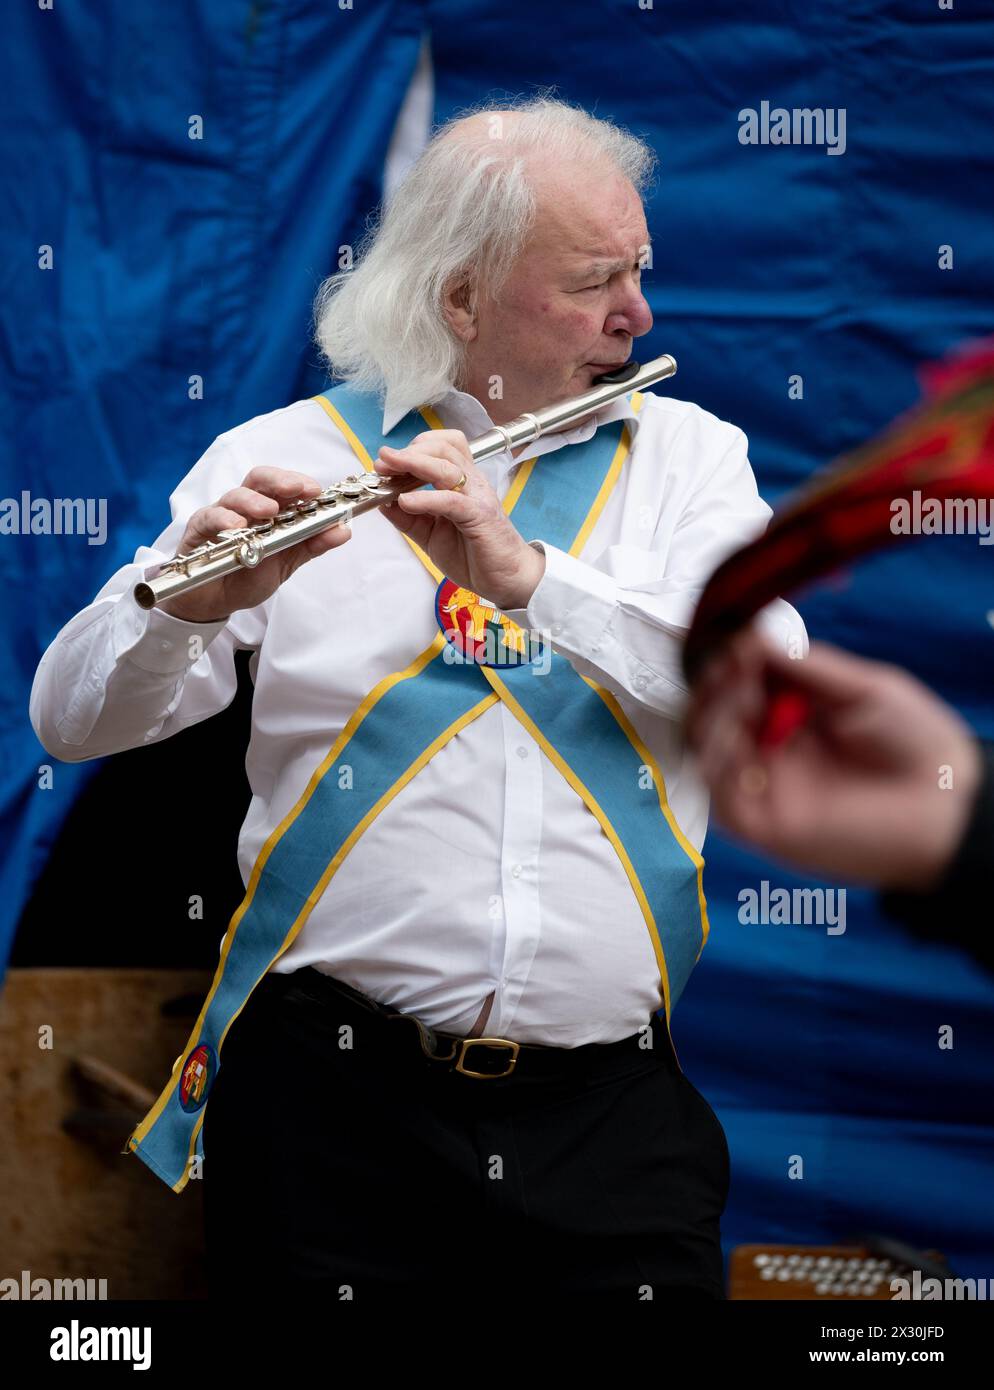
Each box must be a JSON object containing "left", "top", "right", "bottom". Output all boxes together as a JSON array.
[
  {"left": 134, "top": 357, "right": 675, "bottom": 612},
  {"left": 237, "top": 536, "right": 265, "bottom": 567}
]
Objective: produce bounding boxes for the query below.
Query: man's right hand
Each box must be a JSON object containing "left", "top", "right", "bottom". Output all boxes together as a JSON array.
[{"left": 158, "top": 467, "right": 353, "bottom": 623}]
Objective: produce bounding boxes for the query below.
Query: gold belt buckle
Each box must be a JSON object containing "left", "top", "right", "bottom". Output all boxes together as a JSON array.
[
  {"left": 399, "top": 1016, "right": 521, "bottom": 1078},
  {"left": 454, "top": 1036, "right": 520, "bottom": 1079}
]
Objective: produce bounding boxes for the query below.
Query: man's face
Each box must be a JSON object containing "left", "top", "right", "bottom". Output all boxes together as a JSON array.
[{"left": 459, "top": 163, "right": 654, "bottom": 423}]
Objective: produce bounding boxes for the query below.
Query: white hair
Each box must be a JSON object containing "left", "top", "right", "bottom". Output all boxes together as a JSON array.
[{"left": 312, "top": 95, "right": 657, "bottom": 409}]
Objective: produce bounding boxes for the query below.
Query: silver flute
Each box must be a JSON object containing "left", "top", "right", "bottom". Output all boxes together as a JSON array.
[{"left": 133, "top": 354, "right": 677, "bottom": 611}]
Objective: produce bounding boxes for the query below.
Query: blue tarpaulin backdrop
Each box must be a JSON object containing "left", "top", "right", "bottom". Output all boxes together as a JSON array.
[{"left": 3, "top": 1, "right": 993, "bottom": 1274}]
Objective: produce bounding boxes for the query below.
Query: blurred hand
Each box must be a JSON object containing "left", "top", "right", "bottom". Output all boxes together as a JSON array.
[
  {"left": 158, "top": 467, "right": 352, "bottom": 623},
  {"left": 373, "top": 429, "right": 545, "bottom": 610},
  {"left": 684, "top": 627, "right": 982, "bottom": 892}
]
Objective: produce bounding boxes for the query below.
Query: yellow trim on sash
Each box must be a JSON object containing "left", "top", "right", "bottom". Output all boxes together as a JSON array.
[
  {"left": 312, "top": 395, "right": 370, "bottom": 468},
  {"left": 585, "top": 677, "right": 709, "bottom": 956},
  {"left": 501, "top": 456, "right": 537, "bottom": 511},
  {"left": 570, "top": 390, "right": 645, "bottom": 555}
]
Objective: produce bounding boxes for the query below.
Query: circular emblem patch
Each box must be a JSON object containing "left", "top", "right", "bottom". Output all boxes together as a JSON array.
[
  {"left": 178, "top": 1042, "right": 217, "bottom": 1112},
  {"left": 434, "top": 577, "right": 545, "bottom": 667}
]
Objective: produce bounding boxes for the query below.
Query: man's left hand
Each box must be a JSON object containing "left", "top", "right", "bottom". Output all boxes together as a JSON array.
[{"left": 373, "top": 429, "right": 546, "bottom": 610}]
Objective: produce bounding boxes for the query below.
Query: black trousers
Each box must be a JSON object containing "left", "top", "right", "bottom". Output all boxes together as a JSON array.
[{"left": 202, "top": 967, "right": 730, "bottom": 1302}]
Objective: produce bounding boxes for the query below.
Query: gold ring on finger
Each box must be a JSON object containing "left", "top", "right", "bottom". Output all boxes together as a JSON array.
[{"left": 450, "top": 470, "right": 468, "bottom": 493}]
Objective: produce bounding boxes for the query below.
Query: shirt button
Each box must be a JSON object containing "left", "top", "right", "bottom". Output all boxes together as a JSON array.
[
  {"left": 634, "top": 673, "right": 648, "bottom": 691},
  {"left": 551, "top": 622, "right": 563, "bottom": 636},
  {"left": 160, "top": 640, "right": 172, "bottom": 651},
  {"left": 590, "top": 644, "right": 600, "bottom": 655},
  {"left": 511, "top": 864, "right": 523, "bottom": 879},
  {"left": 516, "top": 746, "right": 528, "bottom": 759}
]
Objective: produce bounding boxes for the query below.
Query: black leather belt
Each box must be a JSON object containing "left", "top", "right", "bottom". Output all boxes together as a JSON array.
[{"left": 260, "top": 966, "right": 674, "bottom": 1084}]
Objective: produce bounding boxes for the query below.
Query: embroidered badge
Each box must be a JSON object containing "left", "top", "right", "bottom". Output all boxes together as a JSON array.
[
  {"left": 434, "top": 577, "right": 545, "bottom": 667},
  {"left": 178, "top": 1042, "right": 217, "bottom": 1112}
]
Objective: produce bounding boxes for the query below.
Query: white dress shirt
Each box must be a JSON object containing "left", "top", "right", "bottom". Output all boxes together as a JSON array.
[{"left": 29, "top": 383, "right": 807, "bottom": 1045}]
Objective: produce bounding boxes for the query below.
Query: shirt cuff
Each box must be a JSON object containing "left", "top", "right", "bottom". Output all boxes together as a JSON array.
[
  {"left": 111, "top": 591, "right": 230, "bottom": 674},
  {"left": 503, "top": 539, "right": 677, "bottom": 706},
  {"left": 505, "top": 539, "right": 615, "bottom": 647}
]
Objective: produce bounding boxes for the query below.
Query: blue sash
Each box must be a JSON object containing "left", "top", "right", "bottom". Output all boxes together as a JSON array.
[{"left": 125, "top": 384, "right": 708, "bottom": 1193}]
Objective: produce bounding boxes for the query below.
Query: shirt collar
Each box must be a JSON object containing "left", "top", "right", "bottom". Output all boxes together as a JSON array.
[{"left": 382, "top": 382, "right": 642, "bottom": 455}]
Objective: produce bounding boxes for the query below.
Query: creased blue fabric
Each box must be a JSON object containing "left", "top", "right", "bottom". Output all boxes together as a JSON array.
[{"left": 2, "top": 0, "right": 425, "bottom": 974}]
